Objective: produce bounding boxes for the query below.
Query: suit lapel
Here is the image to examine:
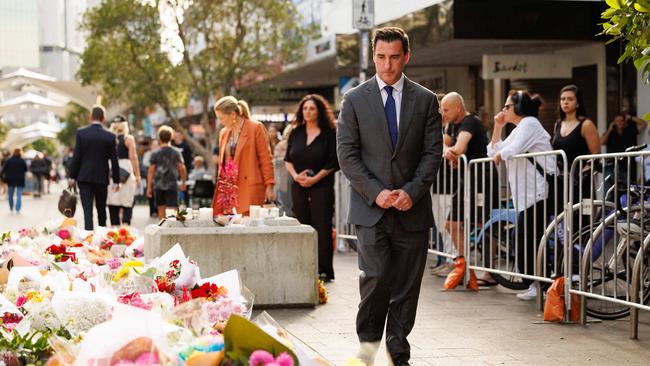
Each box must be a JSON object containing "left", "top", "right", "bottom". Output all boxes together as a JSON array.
[
  {"left": 364, "top": 76, "right": 393, "bottom": 151},
  {"left": 234, "top": 119, "right": 250, "bottom": 166},
  {"left": 393, "top": 77, "right": 416, "bottom": 157}
]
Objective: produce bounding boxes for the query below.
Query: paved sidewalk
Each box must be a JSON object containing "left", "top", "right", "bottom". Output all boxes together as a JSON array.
[
  {"left": 268, "top": 251, "right": 650, "bottom": 365},
  {"left": 2, "top": 183, "right": 650, "bottom": 365}
]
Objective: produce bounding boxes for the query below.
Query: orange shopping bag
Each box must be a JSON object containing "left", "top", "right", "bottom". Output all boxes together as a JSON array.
[{"left": 543, "top": 276, "right": 565, "bottom": 322}]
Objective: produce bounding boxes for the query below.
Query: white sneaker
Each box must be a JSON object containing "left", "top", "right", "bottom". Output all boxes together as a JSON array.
[
  {"left": 516, "top": 284, "right": 537, "bottom": 301},
  {"left": 357, "top": 341, "right": 380, "bottom": 366}
]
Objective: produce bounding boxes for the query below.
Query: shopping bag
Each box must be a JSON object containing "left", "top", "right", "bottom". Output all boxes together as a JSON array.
[
  {"left": 58, "top": 185, "right": 77, "bottom": 218},
  {"left": 543, "top": 276, "right": 565, "bottom": 322}
]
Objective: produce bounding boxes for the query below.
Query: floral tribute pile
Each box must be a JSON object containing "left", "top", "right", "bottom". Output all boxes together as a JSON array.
[{"left": 0, "top": 218, "right": 328, "bottom": 366}]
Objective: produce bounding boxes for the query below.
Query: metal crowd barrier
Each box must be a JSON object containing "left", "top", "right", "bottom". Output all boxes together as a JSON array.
[
  {"left": 334, "top": 171, "right": 357, "bottom": 252},
  {"left": 429, "top": 154, "right": 467, "bottom": 261},
  {"left": 335, "top": 144, "right": 650, "bottom": 338},
  {"left": 465, "top": 151, "right": 568, "bottom": 295},
  {"left": 334, "top": 154, "right": 467, "bottom": 257},
  {"left": 561, "top": 149, "right": 650, "bottom": 338}
]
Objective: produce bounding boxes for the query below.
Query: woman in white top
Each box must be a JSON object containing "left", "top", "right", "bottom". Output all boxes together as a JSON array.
[
  {"left": 487, "top": 90, "right": 555, "bottom": 300},
  {"left": 107, "top": 116, "right": 141, "bottom": 226}
]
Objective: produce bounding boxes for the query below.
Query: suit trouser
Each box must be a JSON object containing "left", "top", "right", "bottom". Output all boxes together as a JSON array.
[
  {"left": 291, "top": 183, "right": 335, "bottom": 279},
  {"left": 78, "top": 182, "right": 108, "bottom": 230},
  {"left": 355, "top": 210, "right": 429, "bottom": 362}
]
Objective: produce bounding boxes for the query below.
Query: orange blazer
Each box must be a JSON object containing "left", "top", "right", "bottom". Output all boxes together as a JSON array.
[{"left": 213, "top": 118, "right": 275, "bottom": 215}]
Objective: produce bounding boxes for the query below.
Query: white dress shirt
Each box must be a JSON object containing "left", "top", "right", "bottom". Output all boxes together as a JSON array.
[
  {"left": 487, "top": 116, "right": 557, "bottom": 212},
  {"left": 376, "top": 73, "right": 405, "bottom": 127}
]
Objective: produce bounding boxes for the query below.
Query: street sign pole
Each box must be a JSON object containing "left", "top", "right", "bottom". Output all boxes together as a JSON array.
[
  {"left": 353, "top": 0, "right": 374, "bottom": 84},
  {"left": 359, "top": 31, "right": 369, "bottom": 82}
]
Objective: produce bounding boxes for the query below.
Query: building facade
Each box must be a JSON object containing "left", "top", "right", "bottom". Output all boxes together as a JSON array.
[{"left": 263, "top": 0, "right": 649, "bottom": 137}]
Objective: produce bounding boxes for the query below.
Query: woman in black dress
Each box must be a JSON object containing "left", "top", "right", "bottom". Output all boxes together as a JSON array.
[
  {"left": 285, "top": 94, "right": 338, "bottom": 281},
  {"left": 551, "top": 84, "right": 600, "bottom": 199}
]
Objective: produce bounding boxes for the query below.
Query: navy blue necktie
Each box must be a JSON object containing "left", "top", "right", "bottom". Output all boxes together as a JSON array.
[{"left": 384, "top": 85, "right": 398, "bottom": 148}]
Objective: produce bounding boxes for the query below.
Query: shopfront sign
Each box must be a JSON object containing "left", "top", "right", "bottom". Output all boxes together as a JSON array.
[{"left": 482, "top": 54, "right": 572, "bottom": 79}]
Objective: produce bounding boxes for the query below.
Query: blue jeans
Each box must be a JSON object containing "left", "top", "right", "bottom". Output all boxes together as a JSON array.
[{"left": 8, "top": 186, "right": 23, "bottom": 212}]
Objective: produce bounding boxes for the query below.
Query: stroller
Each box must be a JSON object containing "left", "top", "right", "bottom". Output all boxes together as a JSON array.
[{"left": 189, "top": 175, "right": 215, "bottom": 209}]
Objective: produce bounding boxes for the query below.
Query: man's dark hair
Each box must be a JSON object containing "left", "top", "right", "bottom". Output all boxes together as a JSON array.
[
  {"left": 91, "top": 105, "right": 106, "bottom": 122},
  {"left": 372, "top": 27, "right": 409, "bottom": 54}
]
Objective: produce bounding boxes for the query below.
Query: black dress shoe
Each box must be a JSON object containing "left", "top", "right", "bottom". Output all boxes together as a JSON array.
[{"left": 395, "top": 362, "right": 411, "bottom": 366}]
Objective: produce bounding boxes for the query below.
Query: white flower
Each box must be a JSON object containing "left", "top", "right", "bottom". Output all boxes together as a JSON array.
[{"left": 52, "top": 293, "right": 111, "bottom": 334}]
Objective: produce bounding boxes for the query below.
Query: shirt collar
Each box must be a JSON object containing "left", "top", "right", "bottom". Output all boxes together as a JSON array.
[
  {"left": 376, "top": 73, "right": 405, "bottom": 93},
  {"left": 91, "top": 121, "right": 103, "bottom": 126}
]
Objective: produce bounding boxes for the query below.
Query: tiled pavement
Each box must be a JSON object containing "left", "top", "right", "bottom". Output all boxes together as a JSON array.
[{"left": 2, "top": 183, "right": 650, "bottom": 365}]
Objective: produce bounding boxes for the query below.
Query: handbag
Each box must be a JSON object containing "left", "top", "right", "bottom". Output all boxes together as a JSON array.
[
  {"left": 119, "top": 167, "right": 130, "bottom": 183},
  {"left": 528, "top": 156, "right": 564, "bottom": 213},
  {"left": 58, "top": 185, "right": 78, "bottom": 218}
]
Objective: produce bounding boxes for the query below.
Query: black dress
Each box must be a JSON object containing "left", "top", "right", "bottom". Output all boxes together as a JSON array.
[{"left": 285, "top": 124, "right": 339, "bottom": 280}]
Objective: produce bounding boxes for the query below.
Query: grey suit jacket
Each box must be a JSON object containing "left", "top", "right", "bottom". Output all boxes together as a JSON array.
[{"left": 336, "top": 75, "right": 442, "bottom": 231}]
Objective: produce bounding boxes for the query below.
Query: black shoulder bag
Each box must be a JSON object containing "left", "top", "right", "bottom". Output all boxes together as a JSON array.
[{"left": 527, "top": 156, "right": 564, "bottom": 213}]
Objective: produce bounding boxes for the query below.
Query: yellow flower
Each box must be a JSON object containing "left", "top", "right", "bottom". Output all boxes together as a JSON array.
[
  {"left": 26, "top": 290, "right": 43, "bottom": 303},
  {"left": 343, "top": 357, "right": 367, "bottom": 366},
  {"left": 112, "top": 261, "right": 143, "bottom": 282}
]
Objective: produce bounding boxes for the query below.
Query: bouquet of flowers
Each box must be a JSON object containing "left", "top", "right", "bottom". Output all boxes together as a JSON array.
[
  {"left": 45, "top": 244, "right": 77, "bottom": 263},
  {"left": 107, "top": 227, "right": 137, "bottom": 246}
]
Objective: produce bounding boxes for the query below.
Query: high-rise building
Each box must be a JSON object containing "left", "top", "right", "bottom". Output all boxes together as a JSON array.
[
  {"left": 38, "top": 0, "right": 90, "bottom": 81},
  {"left": 0, "top": 0, "right": 40, "bottom": 70}
]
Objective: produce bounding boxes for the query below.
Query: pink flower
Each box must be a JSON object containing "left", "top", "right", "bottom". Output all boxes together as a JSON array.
[
  {"left": 107, "top": 258, "right": 121, "bottom": 270},
  {"left": 117, "top": 292, "right": 152, "bottom": 311},
  {"left": 275, "top": 353, "right": 293, "bottom": 366},
  {"left": 249, "top": 351, "right": 293, "bottom": 366},
  {"left": 57, "top": 229, "right": 71, "bottom": 240},
  {"left": 134, "top": 352, "right": 159, "bottom": 365},
  {"left": 15, "top": 296, "right": 27, "bottom": 308}
]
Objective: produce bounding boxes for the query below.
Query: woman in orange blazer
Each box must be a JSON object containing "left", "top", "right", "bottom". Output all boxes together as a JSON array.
[{"left": 212, "top": 96, "right": 275, "bottom": 215}]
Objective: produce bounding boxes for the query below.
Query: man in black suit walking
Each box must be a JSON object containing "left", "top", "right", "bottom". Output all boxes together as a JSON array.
[
  {"left": 337, "top": 27, "right": 442, "bottom": 365},
  {"left": 69, "top": 105, "right": 121, "bottom": 230}
]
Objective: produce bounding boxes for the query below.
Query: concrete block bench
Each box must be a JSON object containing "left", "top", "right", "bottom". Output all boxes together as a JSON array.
[{"left": 144, "top": 220, "right": 318, "bottom": 307}]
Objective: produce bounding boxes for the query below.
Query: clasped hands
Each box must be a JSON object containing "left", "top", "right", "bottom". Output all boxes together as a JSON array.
[
  {"left": 294, "top": 170, "right": 317, "bottom": 188},
  {"left": 375, "top": 189, "right": 412, "bottom": 211}
]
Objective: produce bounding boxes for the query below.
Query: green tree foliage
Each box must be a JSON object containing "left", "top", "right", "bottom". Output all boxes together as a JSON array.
[
  {"left": 602, "top": 0, "right": 650, "bottom": 121},
  {"left": 58, "top": 103, "right": 89, "bottom": 148},
  {"left": 79, "top": 0, "right": 307, "bottom": 167},
  {"left": 601, "top": 0, "right": 650, "bottom": 81},
  {"left": 28, "top": 139, "right": 59, "bottom": 157}
]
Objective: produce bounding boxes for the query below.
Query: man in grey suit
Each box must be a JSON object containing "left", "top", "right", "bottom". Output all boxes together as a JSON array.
[{"left": 337, "top": 27, "right": 442, "bottom": 365}]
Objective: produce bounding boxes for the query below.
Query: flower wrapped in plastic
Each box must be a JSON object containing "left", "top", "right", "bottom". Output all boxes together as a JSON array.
[
  {"left": 51, "top": 291, "right": 112, "bottom": 336},
  {"left": 214, "top": 159, "right": 239, "bottom": 215},
  {"left": 75, "top": 303, "right": 171, "bottom": 366}
]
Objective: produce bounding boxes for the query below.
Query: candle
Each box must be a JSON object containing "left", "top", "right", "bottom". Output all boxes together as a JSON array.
[
  {"left": 199, "top": 208, "right": 213, "bottom": 220},
  {"left": 249, "top": 205, "right": 261, "bottom": 218}
]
